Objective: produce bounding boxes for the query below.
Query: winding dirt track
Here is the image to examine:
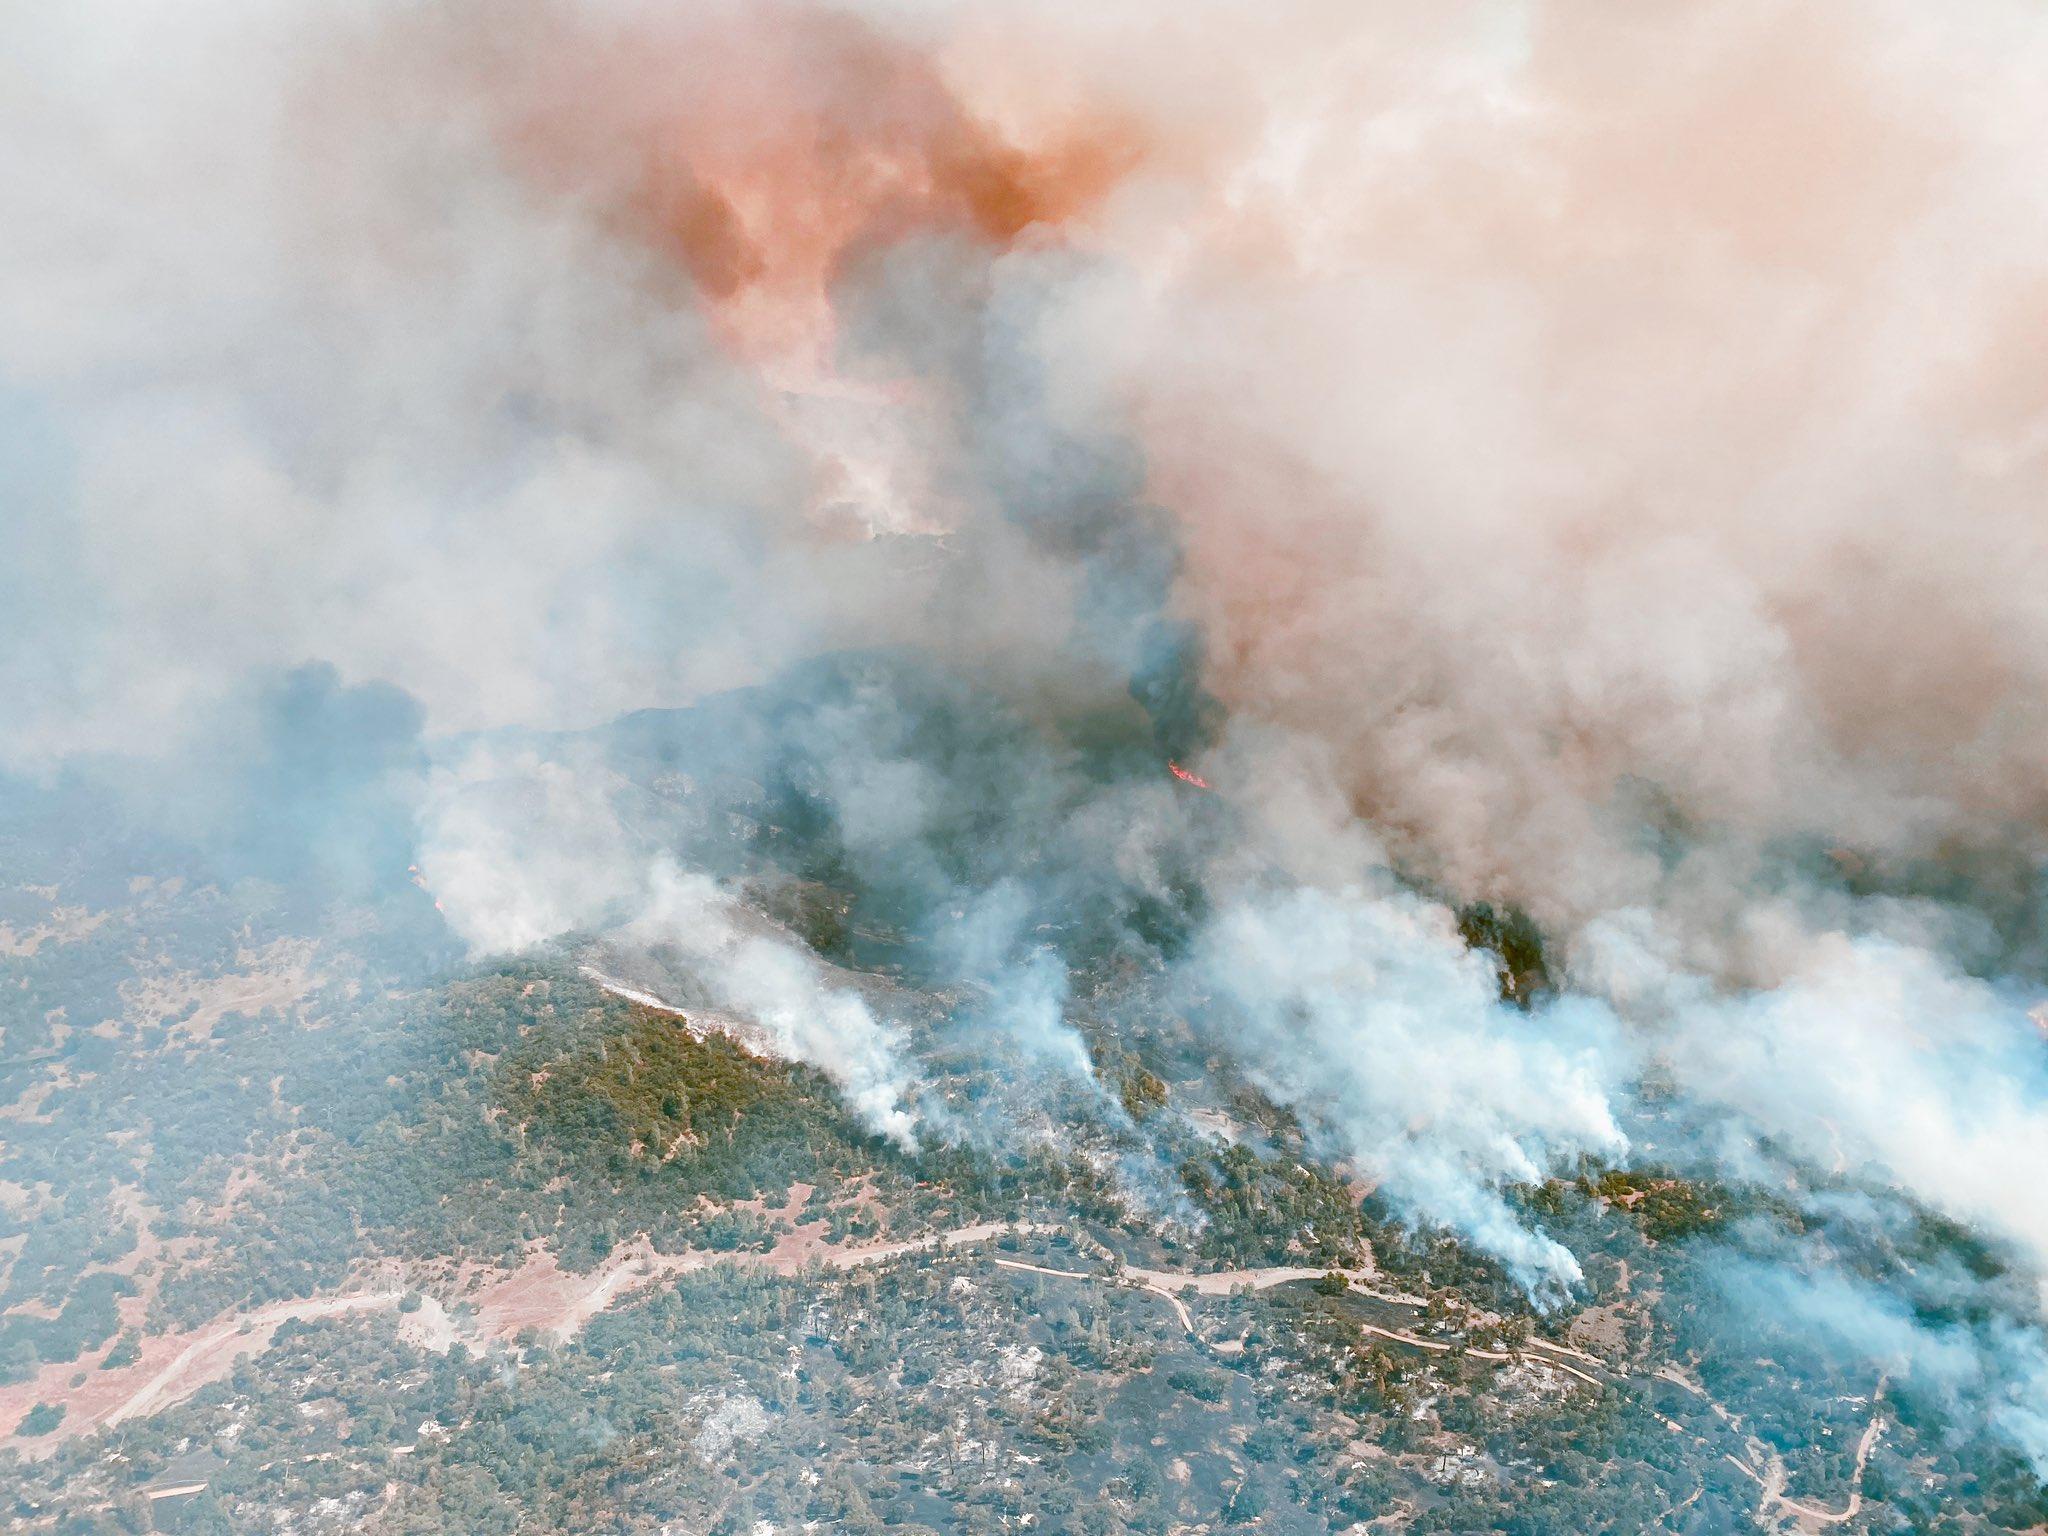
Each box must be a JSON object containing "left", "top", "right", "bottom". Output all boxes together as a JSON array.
[
  {"left": 580, "top": 972, "right": 1883, "bottom": 1524},
  {"left": 965, "top": 1239, "right": 1882, "bottom": 1529},
  {"left": 36, "top": 1222, "right": 1348, "bottom": 1443},
  {"left": 28, "top": 1212, "right": 1890, "bottom": 1532},
  {"left": 104, "top": 1291, "right": 404, "bottom": 1428},
  {"left": 991, "top": 1256, "right": 1196, "bottom": 1330},
  {"left": 1722, "top": 1380, "right": 1887, "bottom": 1528},
  {"left": 1045, "top": 1257, "right": 1882, "bottom": 1528}
]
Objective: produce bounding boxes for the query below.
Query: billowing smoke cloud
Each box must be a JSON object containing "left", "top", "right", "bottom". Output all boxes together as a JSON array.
[
  {"left": 1709, "top": 1257, "right": 2048, "bottom": 1475},
  {"left": 1015, "top": 0, "right": 2048, "bottom": 998},
  {"left": 418, "top": 745, "right": 920, "bottom": 1145},
  {"left": 10, "top": 0, "right": 2048, "bottom": 1465},
  {"left": 1190, "top": 880, "right": 1626, "bottom": 1296},
  {"left": 1582, "top": 917, "right": 2048, "bottom": 1279},
  {"left": 628, "top": 861, "right": 919, "bottom": 1149}
]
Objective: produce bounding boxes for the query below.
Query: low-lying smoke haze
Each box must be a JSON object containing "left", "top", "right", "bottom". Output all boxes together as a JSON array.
[{"left": 9, "top": 0, "right": 2048, "bottom": 1484}]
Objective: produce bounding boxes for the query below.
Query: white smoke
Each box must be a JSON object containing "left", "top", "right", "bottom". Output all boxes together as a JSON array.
[
  {"left": 1193, "top": 882, "right": 1626, "bottom": 1295},
  {"left": 417, "top": 752, "right": 645, "bottom": 955},
  {"left": 418, "top": 749, "right": 919, "bottom": 1148},
  {"left": 1580, "top": 914, "right": 2048, "bottom": 1289},
  {"left": 628, "top": 861, "right": 919, "bottom": 1150}
]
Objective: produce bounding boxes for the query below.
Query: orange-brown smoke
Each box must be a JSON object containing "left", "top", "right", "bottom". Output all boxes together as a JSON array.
[
  {"left": 950, "top": 0, "right": 2048, "bottom": 975},
  {"left": 288, "top": 0, "right": 2048, "bottom": 972},
  {"left": 481, "top": 3, "right": 1142, "bottom": 373},
  {"left": 358, "top": 1, "right": 1148, "bottom": 539},
  {"left": 22, "top": 0, "right": 2048, "bottom": 985}
]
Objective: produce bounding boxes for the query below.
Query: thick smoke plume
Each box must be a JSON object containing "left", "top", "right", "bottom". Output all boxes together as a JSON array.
[
  {"left": 418, "top": 746, "right": 920, "bottom": 1144},
  {"left": 9, "top": 0, "right": 2048, "bottom": 1464}
]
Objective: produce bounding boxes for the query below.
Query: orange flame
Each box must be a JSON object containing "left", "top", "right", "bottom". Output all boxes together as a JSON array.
[{"left": 1168, "top": 761, "right": 1212, "bottom": 790}]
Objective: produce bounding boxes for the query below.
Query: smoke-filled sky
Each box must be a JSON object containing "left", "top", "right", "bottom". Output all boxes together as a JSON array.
[{"left": 10, "top": 0, "right": 2048, "bottom": 1467}]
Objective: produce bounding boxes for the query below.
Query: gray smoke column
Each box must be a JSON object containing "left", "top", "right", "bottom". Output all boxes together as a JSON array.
[
  {"left": 1191, "top": 881, "right": 1626, "bottom": 1295},
  {"left": 415, "top": 745, "right": 922, "bottom": 1146},
  {"left": 628, "top": 861, "right": 920, "bottom": 1149}
]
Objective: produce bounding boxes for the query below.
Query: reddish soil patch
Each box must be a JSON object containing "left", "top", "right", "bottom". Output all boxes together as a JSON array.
[{"left": 0, "top": 1291, "right": 401, "bottom": 1456}]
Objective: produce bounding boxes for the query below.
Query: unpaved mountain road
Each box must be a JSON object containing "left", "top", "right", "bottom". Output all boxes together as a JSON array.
[
  {"left": 1723, "top": 1380, "right": 1887, "bottom": 1529},
  {"left": 105, "top": 1291, "right": 406, "bottom": 1428},
  {"left": 22, "top": 1210, "right": 1888, "bottom": 1533},
  {"left": 19, "top": 1222, "right": 1133, "bottom": 1445}
]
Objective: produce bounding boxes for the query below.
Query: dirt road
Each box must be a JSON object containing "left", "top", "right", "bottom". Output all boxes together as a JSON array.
[
  {"left": 104, "top": 1290, "right": 404, "bottom": 1428},
  {"left": 26, "top": 1221, "right": 1340, "bottom": 1445},
  {"left": 21, "top": 1205, "right": 1887, "bottom": 1536},
  {"left": 1724, "top": 1379, "right": 1887, "bottom": 1529}
]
